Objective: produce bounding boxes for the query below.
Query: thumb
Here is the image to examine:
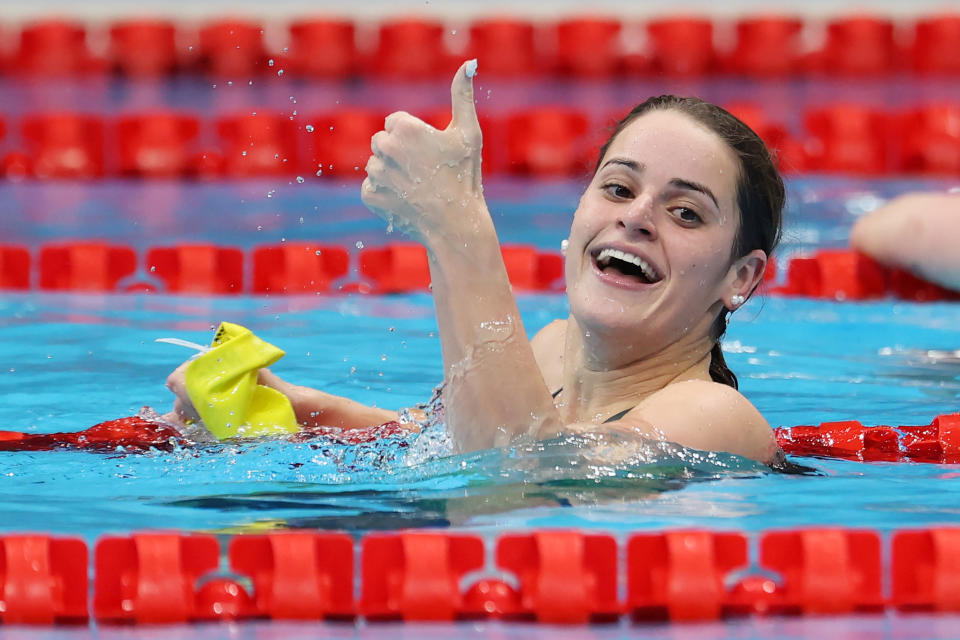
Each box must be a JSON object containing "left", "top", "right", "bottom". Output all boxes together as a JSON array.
[{"left": 448, "top": 59, "right": 480, "bottom": 135}]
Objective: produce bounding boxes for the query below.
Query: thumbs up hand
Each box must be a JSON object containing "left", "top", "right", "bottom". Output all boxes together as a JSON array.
[{"left": 361, "top": 60, "right": 488, "bottom": 250}]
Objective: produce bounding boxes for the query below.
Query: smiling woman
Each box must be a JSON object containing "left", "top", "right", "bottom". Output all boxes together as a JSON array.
[{"left": 159, "top": 61, "right": 787, "bottom": 467}]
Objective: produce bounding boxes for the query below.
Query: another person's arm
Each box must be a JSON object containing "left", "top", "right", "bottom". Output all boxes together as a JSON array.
[{"left": 850, "top": 192, "right": 960, "bottom": 291}]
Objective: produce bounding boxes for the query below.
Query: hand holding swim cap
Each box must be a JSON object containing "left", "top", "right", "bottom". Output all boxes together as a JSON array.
[{"left": 361, "top": 60, "right": 488, "bottom": 251}]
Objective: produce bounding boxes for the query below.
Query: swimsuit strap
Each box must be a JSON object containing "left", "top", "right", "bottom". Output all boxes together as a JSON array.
[
  {"left": 603, "top": 406, "right": 634, "bottom": 423},
  {"left": 550, "top": 387, "right": 635, "bottom": 423}
]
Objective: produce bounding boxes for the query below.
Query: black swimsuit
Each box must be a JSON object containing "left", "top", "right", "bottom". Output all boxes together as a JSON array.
[{"left": 551, "top": 388, "right": 634, "bottom": 423}]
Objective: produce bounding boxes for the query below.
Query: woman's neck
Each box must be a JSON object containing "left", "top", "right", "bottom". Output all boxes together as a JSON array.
[{"left": 558, "top": 316, "right": 716, "bottom": 422}]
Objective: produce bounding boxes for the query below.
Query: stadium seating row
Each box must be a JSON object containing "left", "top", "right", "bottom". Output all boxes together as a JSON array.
[
  {"left": 0, "top": 103, "right": 956, "bottom": 179},
  {"left": 2, "top": 14, "right": 959, "bottom": 79}
]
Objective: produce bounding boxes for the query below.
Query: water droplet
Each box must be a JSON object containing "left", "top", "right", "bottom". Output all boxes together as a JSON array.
[
  {"left": 277, "top": 69, "right": 285, "bottom": 77},
  {"left": 296, "top": 176, "right": 304, "bottom": 184},
  {"left": 355, "top": 241, "right": 365, "bottom": 249},
  {"left": 268, "top": 59, "right": 275, "bottom": 67},
  {"left": 315, "top": 169, "right": 323, "bottom": 176},
  {"left": 305, "top": 124, "right": 315, "bottom": 132},
  {"left": 257, "top": 225, "right": 263, "bottom": 231}
]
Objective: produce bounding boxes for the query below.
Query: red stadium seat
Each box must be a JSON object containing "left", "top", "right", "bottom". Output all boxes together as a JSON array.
[
  {"left": 647, "top": 18, "right": 716, "bottom": 76},
  {"left": 554, "top": 18, "right": 622, "bottom": 77},
  {"left": 15, "top": 20, "right": 97, "bottom": 76},
  {"left": 116, "top": 113, "right": 200, "bottom": 178},
  {"left": 146, "top": 245, "right": 244, "bottom": 294},
  {"left": 305, "top": 109, "right": 383, "bottom": 178},
  {"left": 728, "top": 16, "right": 803, "bottom": 76},
  {"left": 19, "top": 114, "right": 105, "bottom": 179},
  {"left": 287, "top": 19, "right": 358, "bottom": 78},
  {"left": 196, "top": 20, "right": 269, "bottom": 77},
  {"left": 217, "top": 113, "right": 297, "bottom": 177},
  {"left": 374, "top": 19, "right": 449, "bottom": 79},
  {"left": 898, "top": 104, "right": 960, "bottom": 175},
  {"left": 109, "top": 20, "right": 179, "bottom": 77},
  {"left": 506, "top": 107, "right": 590, "bottom": 176},
  {"left": 802, "top": 105, "right": 890, "bottom": 174},
  {"left": 817, "top": 16, "right": 899, "bottom": 76},
  {"left": 911, "top": 14, "right": 960, "bottom": 74},
  {"left": 724, "top": 102, "right": 806, "bottom": 172},
  {"left": 466, "top": 18, "right": 538, "bottom": 77}
]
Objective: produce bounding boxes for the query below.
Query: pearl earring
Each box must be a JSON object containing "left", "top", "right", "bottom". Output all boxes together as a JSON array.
[
  {"left": 560, "top": 239, "right": 568, "bottom": 256},
  {"left": 730, "top": 294, "right": 745, "bottom": 308}
]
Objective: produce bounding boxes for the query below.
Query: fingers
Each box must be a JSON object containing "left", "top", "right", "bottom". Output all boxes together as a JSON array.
[
  {"left": 384, "top": 110, "right": 415, "bottom": 134},
  {"left": 449, "top": 59, "right": 480, "bottom": 137},
  {"left": 370, "top": 130, "right": 389, "bottom": 158}
]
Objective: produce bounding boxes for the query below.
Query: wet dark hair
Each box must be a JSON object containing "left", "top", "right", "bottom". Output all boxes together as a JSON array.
[{"left": 594, "top": 95, "right": 785, "bottom": 389}]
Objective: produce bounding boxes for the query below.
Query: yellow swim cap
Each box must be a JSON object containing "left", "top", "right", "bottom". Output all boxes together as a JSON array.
[{"left": 184, "top": 322, "right": 300, "bottom": 440}]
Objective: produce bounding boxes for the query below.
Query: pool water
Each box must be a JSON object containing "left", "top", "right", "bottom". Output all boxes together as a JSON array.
[
  {"left": 2, "top": 177, "right": 960, "bottom": 639},
  {"left": 3, "top": 272, "right": 960, "bottom": 540}
]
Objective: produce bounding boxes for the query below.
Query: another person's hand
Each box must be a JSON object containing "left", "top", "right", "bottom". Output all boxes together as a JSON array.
[
  {"left": 361, "top": 60, "right": 487, "bottom": 250},
  {"left": 850, "top": 191, "right": 960, "bottom": 291}
]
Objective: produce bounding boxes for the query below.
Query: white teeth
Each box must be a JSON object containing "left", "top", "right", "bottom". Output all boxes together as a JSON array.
[{"left": 596, "top": 248, "right": 658, "bottom": 281}]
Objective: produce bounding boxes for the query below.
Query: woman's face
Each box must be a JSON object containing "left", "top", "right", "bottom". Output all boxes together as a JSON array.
[{"left": 565, "top": 109, "right": 756, "bottom": 356}]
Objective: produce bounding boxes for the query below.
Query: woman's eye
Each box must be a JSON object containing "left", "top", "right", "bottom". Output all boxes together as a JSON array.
[
  {"left": 603, "top": 183, "right": 633, "bottom": 199},
  {"left": 672, "top": 207, "right": 702, "bottom": 224}
]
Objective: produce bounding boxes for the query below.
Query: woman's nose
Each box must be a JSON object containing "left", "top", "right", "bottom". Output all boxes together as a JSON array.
[{"left": 617, "top": 197, "right": 658, "bottom": 239}]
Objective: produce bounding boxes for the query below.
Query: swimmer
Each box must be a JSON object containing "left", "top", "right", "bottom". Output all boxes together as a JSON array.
[
  {"left": 850, "top": 191, "right": 960, "bottom": 292},
  {"left": 165, "top": 60, "right": 786, "bottom": 466}
]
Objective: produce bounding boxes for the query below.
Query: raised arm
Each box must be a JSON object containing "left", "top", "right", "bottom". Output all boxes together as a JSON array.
[
  {"left": 361, "top": 61, "right": 561, "bottom": 452},
  {"left": 850, "top": 192, "right": 960, "bottom": 291}
]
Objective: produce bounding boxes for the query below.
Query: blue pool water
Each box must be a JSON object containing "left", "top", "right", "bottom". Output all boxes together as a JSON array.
[{"left": 2, "top": 177, "right": 960, "bottom": 638}]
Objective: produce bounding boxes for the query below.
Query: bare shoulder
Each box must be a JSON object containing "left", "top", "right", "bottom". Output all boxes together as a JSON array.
[
  {"left": 530, "top": 319, "right": 566, "bottom": 391},
  {"left": 629, "top": 379, "right": 777, "bottom": 464}
]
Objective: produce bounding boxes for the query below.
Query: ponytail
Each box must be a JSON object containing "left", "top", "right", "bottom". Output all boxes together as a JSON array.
[{"left": 709, "top": 341, "right": 738, "bottom": 390}]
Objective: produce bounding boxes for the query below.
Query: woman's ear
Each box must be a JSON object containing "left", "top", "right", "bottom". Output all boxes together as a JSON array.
[{"left": 724, "top": 249, "right": 767, "bottom": 310}]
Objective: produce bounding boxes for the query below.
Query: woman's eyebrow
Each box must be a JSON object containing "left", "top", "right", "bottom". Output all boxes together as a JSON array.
[
  {"left": 669, "top": 178, "right": 720, "bottom": 211},
  {"left": 600, "top": 157, "right": 644, "bottom": 172}
]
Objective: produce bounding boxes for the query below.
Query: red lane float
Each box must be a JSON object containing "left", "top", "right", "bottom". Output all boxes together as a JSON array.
[
  {"left": 0, "top": 535, "right": 88, "bottom": 624},
  {"left": 7, "top": 526, "right": 960, "bottom": 626},
  {"left": 229, "top": 532, "right": 354, "bottom": 619},
  {"left": 3, "top": 14, "right": 960, "bottom": 81},
  {"left": 774, "top": 414, "right": 960, "bottom": 463},
  {"left": 252, "top": 243, "right": 350, "bottom": 294},
  {"left": 0, "top": 245, "right": 30, "bottom": 290},
  {"left": 628, "top": 531, "right": 747, "bottom": 621},
  {"left": 94, "top": 533, "right": 223, "bottom": 623},
  {"left": 497, "top": 531, "right": 619, "bottom": 623},
  {"left": 4, "top": 412, "right": 959, "bottom": 464},
  {"left": 39, "top": 243, "right": 137, "bottom": 293},
  {"left": 361, "top": 533, "right": 485, "bottom": 621},
  {"left": 772, "top": 249, "right": 960, "bottom": 302}
]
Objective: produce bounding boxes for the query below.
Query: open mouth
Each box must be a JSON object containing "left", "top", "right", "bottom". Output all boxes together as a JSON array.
[{"left": 593, "top": 247, "right": 663, "bottom": 285}]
